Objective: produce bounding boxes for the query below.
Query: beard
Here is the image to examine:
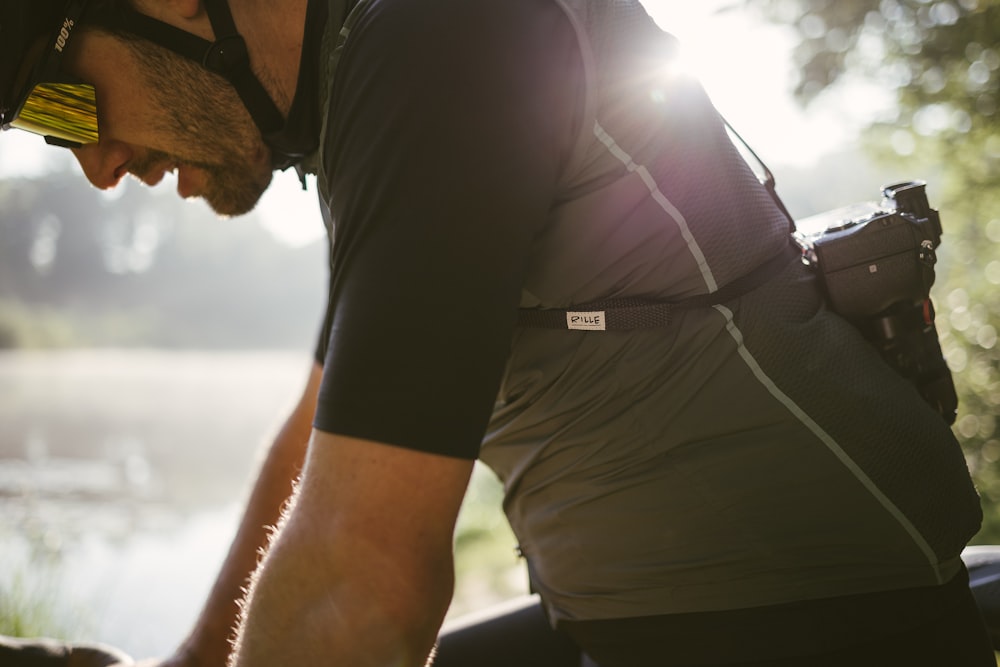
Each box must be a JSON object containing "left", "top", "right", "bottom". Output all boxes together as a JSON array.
[
  {"left": 129, "top": 146, "right": 273, "bottom": 217},
  {"left": 123, "top": 37, "right": 275, "bottom": 216}
]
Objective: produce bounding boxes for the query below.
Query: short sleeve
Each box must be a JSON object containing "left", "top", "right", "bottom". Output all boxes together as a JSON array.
[{"left": 311, "top": 0, "right": 583, "bottom": 458}]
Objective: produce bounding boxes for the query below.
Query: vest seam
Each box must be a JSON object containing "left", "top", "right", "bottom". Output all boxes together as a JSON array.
[
  {"left": 712, "top": 303, "right": 945, "bottom": 585},
  {"left": 592, "top": 120, "right": 718, "bottom": 293}
]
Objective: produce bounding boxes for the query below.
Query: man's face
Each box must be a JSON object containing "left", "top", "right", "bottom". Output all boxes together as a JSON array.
[{"left": 66, "top": 26, "right": 273, "bottom": 216}]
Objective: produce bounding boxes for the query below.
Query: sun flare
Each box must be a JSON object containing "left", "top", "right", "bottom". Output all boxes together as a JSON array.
[{"left": 641, "top": 0, "right": 856, "bottom": 169}]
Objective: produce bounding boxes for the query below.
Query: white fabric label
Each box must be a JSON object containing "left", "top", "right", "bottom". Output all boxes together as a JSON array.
[{"left": 566, "top": 311, "right": 606, "bottom": 331}]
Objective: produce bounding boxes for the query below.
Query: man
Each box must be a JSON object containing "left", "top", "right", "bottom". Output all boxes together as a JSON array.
[{"left": 1, "top": 1, "right": 994, "bottom": 665}]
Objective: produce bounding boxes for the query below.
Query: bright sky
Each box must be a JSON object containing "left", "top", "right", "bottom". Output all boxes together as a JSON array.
[
  {"left": 645, "top": 1, "right": 868, "bottom": 162},
  {"left": 0, "top": 1, "right": 867, "bottom": 247}
]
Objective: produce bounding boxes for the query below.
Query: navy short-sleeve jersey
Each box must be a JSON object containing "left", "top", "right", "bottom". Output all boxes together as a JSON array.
[{"left": 311, "top": 0, "right": 583, "bottom": 459}]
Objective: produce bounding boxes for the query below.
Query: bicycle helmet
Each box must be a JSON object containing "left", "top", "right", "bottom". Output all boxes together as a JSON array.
[{"left": 2, "top": 0, "right": 307, "bottom": 166}]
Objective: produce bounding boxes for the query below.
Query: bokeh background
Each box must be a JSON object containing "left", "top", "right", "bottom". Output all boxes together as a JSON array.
[{"left": 2, "top": 0, "right": 999, "bottom": 659}]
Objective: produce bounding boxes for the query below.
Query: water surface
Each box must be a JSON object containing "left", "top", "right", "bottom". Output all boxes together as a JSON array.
[{"left": 1, "top": 350, "right": 525, "bottom": 659}]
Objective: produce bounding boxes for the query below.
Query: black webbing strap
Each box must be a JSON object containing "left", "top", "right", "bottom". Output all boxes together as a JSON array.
[
  {"left": 516, "top": 242, "right": 801, "bottom": 331},
  {"left": 111, "top": 0, "right": 285, "bottom": 137},
  {"left": 723, "top": 119, "right": 797, "bottom": 235},
  {"left": 202, "top": 0, "right": 285, "bottom": 135}
]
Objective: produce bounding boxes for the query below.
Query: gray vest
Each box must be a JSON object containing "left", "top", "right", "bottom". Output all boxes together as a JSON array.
[{"left": 315, "top": 0, "right": 981, "bottom": 624}]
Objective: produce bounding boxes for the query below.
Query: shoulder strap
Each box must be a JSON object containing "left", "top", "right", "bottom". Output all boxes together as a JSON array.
[
  {"left": 517, "top": 242, "right": 800, "bottom": 330},
  {"left": 516, "top": 117, "right": 801, "bottom": 331},
  {"left": 722, "top": 117, "right": 797, "bottom": 235}
]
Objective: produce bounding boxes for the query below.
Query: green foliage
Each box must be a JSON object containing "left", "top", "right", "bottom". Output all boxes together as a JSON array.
[
  {"left": 739, "top": 0, "right": 999, "bottom": 108},
  {"left": 451, "top": 465, "right": 526, "bottom": 616},
  {"left": 742, "top": 0, "right": 1000, "bottom": 540},
  {"left": 0, "top": 572, "right": 62, "bottom": 636},
  {"left": 0, "top": 549, "right": 87, "bottom": 639},
  {"left": 0, "top": 300, "right": 77, "bottom": 349}
]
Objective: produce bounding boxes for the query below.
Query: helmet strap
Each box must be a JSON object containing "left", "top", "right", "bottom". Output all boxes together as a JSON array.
[{"left": 111, "top": 0, "right": 285, "bottom": 139}]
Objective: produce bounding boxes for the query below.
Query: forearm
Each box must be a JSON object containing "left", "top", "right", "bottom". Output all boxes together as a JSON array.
[
  {"left": 229, "top": 494, "right": 453, "bottom": 667},
  {"left": 180, "top": 363, "right": 322, "bottom": 666},
  {"left": 228, "top": 431, "right": 471, "bottom": 667}
]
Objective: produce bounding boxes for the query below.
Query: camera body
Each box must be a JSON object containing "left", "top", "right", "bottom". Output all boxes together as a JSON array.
[
  {"left": 794, "top": 181, "right": 941, "bottom": 319},
  {"left": 794, "top": 181, "right": 958, "bottom": 424}
]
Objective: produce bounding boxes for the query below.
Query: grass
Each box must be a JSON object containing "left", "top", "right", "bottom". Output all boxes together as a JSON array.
[
  {"left": 0, "top": 571, "right": 72, "bottom": 638},
  {"left": 0, "top": 543, "right": 90, "bottom": 641},
  {"left": 450, "top": 465, "right": 529, "bottom": 617}
]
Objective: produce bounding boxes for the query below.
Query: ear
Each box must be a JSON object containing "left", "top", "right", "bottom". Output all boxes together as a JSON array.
[
  {"left": 131, "top": 0, "right": 205, "bottom": 22},
  {"left": 167, "top": 0, "right": 204, "bottom": 21},
  {"left": 131, "top": 0, "right": 211, "bottom": 39}
]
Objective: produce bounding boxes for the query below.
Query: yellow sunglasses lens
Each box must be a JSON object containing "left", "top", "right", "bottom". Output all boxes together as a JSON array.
[{"left": 11, "top": 81, "right": 99, "bottom": 145}]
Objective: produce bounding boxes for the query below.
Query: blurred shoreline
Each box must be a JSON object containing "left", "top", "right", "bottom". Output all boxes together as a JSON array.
[{"left": 0, "top": 348, "right": 524, "bottom": 657}]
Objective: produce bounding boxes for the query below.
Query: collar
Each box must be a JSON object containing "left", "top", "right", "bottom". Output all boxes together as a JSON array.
[{"left": 267, "top": 0, "right": 336, "bottom": 172}]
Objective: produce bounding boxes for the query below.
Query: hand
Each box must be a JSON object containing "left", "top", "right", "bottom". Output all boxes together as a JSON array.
[
  {"left": 94, "top": 652, "right": 205, "bottom": 667},
  {"left": 122, "top": 652, "right": 204, "bottom": 667},
  {"left": 66, "top": 642, "right": 132, "bottom": 667},
  {"left": 0, "top": 636, "right": 132, "bottom": 667},
  {"left": 102, "top": 645, "right": 212, "bottom": 667},
  {"left": 0, "top": 635, "right": 209, "bottom": 667},
  {"left": 73, "top": 652, "right": 191, "bottom": 667}
]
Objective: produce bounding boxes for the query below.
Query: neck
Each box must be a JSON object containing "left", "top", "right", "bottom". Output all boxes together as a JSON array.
[{"left": 226, "top": 0, "right": 310, "bottom": 116}]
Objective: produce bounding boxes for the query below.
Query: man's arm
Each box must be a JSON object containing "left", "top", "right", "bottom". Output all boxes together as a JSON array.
[
  {"left": 228, "top": 430, "right": 474, "bottom": 667},
  {"left": 172, "top": 362, "right": 323, "bottom": 667}
]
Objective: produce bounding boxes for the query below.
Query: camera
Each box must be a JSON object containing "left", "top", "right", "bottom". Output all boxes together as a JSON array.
[{"left": 794, "top": 181, "right": 958, "bottom": 424}]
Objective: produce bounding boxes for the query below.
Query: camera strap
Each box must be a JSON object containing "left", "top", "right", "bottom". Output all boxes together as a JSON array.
[
  {"left": 722, "top": 118, "right": 798, "bottom": 235},
  {"left": 516, "top": 117, "right": 800, "bottom": 331},
  {"left": 516, "top": 242, "right": 800, "bottom": 331}
]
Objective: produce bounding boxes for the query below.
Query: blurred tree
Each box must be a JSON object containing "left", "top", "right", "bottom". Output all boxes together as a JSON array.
[
  {"left": 0, "top": 170, "right": 325, "bottom": 350},
  {"left": 739, "top": 0, "right": 1000, "bottom": 540}
]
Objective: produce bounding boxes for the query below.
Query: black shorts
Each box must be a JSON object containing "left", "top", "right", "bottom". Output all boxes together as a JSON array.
[{"left": 433, "top": 567, "right": 995, "bottom": 667}]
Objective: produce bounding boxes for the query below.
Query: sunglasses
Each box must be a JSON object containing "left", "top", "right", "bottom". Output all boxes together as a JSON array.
[{"left": 8, "top": 0, "right": 98, "bottom": 148}]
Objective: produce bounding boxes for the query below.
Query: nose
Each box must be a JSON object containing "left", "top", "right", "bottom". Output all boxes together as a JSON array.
[{"left": 71, "top": 140, "right": 133, "bottom": 190}]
